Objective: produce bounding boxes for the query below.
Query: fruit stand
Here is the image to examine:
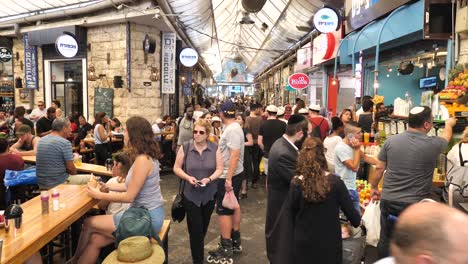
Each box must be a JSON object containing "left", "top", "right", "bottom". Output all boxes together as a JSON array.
[{"left": 441, "top": 64, "right": 468, "bottom": 116}]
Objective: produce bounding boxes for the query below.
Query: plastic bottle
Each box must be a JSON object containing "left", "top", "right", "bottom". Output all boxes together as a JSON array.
[
  {"left": 52, "top": 189, "right": 60, "bottom": 211},
  {"left": 41, "top": 191, "right": 49, "bottom": 214}
]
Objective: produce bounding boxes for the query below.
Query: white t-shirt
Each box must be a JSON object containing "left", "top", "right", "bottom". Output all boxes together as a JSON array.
[
  {"left": 152, "top": 124, "right": 162, "bottom": 141},
  {"left": 373, "top": 257, "right": 395, "bottom": 264},
  {"left": 30, "top": 108, "right": 47, "bottom": 123},
  {"left": 219, "top": 122, "right": 245, "bottom": 178},
  {"left": 106, "top": 177, "right": 131, "bottom": 215},
  {"left": 193, "top": 110, "right": 204, "bottom": 120},
  {"left": 447, "top": 142, "right": 468, "bottom": 168},
  {"left": 334, "top": 141, "right": 356, "bottom": 190},
  {"left": 355, "top": 107, "right": 364, "bottom": 122},
  {"left": 324, "top": 135, "right": 342, "bottom": 168}
]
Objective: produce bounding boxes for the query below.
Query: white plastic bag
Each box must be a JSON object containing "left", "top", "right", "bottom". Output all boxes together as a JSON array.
[
  {"left": 362, "top": 200, "right": 381, "bottom": 247},
  {"left": 222, "top": 190, "right": 239, "bottom": 210}
]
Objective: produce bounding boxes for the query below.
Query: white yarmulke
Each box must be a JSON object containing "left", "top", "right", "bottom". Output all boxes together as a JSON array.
[
  {"left": 410, "top": 106, "right": 425, "bottom": 115},
  {"left": 277, "top": 107, "right": 285, "bottom": 116},
  {"left": 298, "top": 108, "right": 308, "bottom": 114}
]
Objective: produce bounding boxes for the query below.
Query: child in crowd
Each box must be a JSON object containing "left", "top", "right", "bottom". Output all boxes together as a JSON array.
[
  {"left": 341, "top": 223, "right": 352, "bottom": 239},
  {"left": 97, "top": 153, "right": 131, "bottom": 214}
]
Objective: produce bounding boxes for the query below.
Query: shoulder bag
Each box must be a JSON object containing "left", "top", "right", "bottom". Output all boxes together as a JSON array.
[{"left": 171, "top": 142, "right": 189, "bottom": 222}]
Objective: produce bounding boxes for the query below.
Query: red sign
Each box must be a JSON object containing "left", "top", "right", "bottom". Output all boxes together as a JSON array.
[
  {"left": 312, "top": 28, "right": 342, "bottom": 66},
  {"left": 288, "top": 73, "right": 310, "bottom": 89}
]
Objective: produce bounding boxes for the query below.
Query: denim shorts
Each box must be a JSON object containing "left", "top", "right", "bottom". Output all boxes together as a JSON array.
[
  {"left": 348, "top": 189, "right": 361, "bottom": 215},
  {"left": 113, "top": 205, "right": 164, "bottom": 234}
]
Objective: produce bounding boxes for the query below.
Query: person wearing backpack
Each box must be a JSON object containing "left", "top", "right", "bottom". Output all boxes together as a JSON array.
[
  {"left": 445, "top": 127, "right": 468, "bottom": 210},
  {"left": 71, "top": 116, "right": 164, "bottom": 264},
  {"left": 308, "top": 104, "right": 330, "bottom": 142}
]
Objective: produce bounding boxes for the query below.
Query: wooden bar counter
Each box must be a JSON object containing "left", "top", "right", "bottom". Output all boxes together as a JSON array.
[
  {"left": 0, "top": 185, "right": 98, "bottom": 264},
  {"left": 22, "top": 156, "right": 112, "bottom": 177}
]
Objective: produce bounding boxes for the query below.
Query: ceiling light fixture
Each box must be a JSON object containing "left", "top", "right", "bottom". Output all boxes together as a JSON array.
[
  {"left": 239, "top": 12, "right": 255, "bottom": 25},
  {"left": 261, "top": 22, "right": 268, "bottom": 32}
]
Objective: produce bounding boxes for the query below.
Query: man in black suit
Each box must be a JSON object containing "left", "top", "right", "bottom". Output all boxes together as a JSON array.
[{"left": 265, "top": 114, "right": 311, "bottom": 262}]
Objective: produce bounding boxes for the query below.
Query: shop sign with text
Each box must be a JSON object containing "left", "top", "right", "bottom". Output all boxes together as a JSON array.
[
  {"left": 0, "top": 47, "right": 12, "bottom": 62},
  {"left": 345, "top": 0, "right": 412, "bottom": 33},
  {"left": 312, "top": 29, "right": 341, "bottom": 66},
  {"left": 24, "top": 34, "right": 38, "bottom": 89},
  {"left": 313, "top": 7, "right": 340, "bottom": 33},
  {"left": 162, "top": 32, "right": 176, "bottom": 94},
  {"left": 295, "top": 42, "right": 312, "bottom": 72},
  {"left": 288, "top": 73, "right": 310, "bottom": 89},
  {"left": 179, "top": 48, "right": 198, "bottom": 67},
  {"left": 55, "top": 34, "right": 78, "bottom": 58}
]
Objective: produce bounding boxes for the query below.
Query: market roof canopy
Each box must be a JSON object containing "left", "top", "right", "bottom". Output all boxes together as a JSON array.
[
  {"left": 166, "top": 0, "right": 344, "bottom": 76},
  {"left": 0, "top": 0, "right": 100, "bottom": 21}
]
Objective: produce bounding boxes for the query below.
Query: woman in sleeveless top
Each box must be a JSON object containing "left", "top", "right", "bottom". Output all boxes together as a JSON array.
[
  {"left": 93, "top": 112, "right": 111, "bottom": 165},
  {"left": 72, "top": 116, "right": 164, "bottom": 264},
  {"left": 173, "top": 120, "right": 223, "bottom": 264}
]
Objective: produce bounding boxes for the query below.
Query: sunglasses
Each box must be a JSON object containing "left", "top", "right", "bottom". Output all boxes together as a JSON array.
[{"left": 193, "top": 130, "right": 206, "bottom": 135}]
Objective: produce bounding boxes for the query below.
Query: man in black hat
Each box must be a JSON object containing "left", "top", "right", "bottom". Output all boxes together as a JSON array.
[
  {"left": 265, "top": 114, "right": 311, "bottom": 262},
  {"left": 208, "top": 101, "right": 245, "bottom": 263}
]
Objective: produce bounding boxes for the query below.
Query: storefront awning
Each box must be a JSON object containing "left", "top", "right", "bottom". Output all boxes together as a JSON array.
[{"left": 339, "top": 0, "right": 424, "bottom": 64}]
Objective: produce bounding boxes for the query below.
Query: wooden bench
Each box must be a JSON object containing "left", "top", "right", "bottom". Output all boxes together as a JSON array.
[{"left": 156, "top": 220, "right": 171, "bottom": 264}]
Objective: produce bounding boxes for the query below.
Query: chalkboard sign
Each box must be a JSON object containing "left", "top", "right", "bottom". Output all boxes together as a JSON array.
[{"left": 94, "top": 88, "right": 114, "bottom": 117}]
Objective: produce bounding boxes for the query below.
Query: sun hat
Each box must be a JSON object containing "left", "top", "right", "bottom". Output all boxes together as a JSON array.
[
  {"left": 266, "top": 105, "right": 278, "bottom": 113},
  {"left": 102, "top": 236, "right": 165, "bottom": 264},
  {"left": 211, "top": 116, "right": 221, "bottom": 123},
  {"left": 308, "top": 104, "right": 321, "bottom": 112},
  {"left": 16, "top": 124, "right": 31, "bottom": 136}
]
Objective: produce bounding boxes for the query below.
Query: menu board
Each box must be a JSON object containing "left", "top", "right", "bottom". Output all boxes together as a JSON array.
[{"left": 94, "top": 88, "right": 113, "bottom": 117}]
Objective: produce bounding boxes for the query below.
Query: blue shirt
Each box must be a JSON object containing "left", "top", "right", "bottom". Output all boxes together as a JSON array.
[
  {"left": 36, "top": 134, "right": 73, "bottom": 189},
  {"left": 334, "top": 141, "right": 356, "bottom": 190}
]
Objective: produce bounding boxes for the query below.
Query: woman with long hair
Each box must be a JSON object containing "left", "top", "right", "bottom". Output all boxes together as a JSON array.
[
  {"left": 275, "top": 138, "right": 360, "bottom": 263},
  {"left": 340, "top": 108, "right": 354, "bottom": 126},
  {"left": 236, "top": 114, "right": 254, "bottom": 199},
  {"left": 72, "top": 116, "right": 164, "bottom": 264},
  {"left": 173, "top": 120, "right": 223, "bottom": 264},
  {"left": 93, "top": 112, "right": 111, "bottom": 165}
]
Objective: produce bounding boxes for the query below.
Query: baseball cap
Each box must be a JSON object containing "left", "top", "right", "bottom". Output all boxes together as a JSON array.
[
  {"left": 266, "top": 105, "right": 278, "bottom": 113},
  {"left": 308, "top": 104, "right": 321, "bottom": 112},
  {"left": 16, "top": 124, "right": 31, "bottom": 136},
  {"left": 220, "top": 101, "right": 236, "bottom": 115},
  {"left": 155, "top": 118, "right": 165, "bottom": 124}
]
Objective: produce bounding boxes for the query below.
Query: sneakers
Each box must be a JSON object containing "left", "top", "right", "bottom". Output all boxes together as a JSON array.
[{"left": 231, "top": 230, "right": 242, "bottom": 254}]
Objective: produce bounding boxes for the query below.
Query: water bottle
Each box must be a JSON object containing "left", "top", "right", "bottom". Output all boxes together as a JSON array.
[
  {"left": 52, "top": 189, "right": 60, "bottom": 211},
  {"left": 41, "top": 191, "right": 49, "bottom": 215}
]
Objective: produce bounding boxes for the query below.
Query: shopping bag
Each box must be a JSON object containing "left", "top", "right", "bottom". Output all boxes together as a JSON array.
[
  {"left": 259, "top": 158, "right": 265, "bottom": 174},
  {"left": 4, "top": 167, "right": 37, "bottom": 187},
  {"left": 222, "top": 190, "right": 239, "bottom": 210},
  {"left": 362, "top": 200, "right": 381, "bottom": 247}
]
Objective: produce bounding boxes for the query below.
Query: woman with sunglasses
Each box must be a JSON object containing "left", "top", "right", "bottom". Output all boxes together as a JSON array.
[{"left": 173, "top": 119, "right": 223, "bottom": 264}]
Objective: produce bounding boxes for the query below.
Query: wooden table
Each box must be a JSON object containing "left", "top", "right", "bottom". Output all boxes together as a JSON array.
[
  {"left": 22, "top": 156, "right": 112, "bottom": 177},
  {"left": 0, "top": 185, "right": 98, "bottom": 264}
]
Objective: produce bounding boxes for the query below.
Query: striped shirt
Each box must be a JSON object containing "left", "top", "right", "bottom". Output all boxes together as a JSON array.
[{"left": 36, "top": 134, "right": 73, "bottom": 189}]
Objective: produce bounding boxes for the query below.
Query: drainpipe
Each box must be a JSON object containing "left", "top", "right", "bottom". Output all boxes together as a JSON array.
[
  {"left": 373, "top": 5, "right": 408, "bottom": 94},
  {"left": 352, "top": 21, "right": 377, "bottom": 76},
  {"left": 445, "top": 39, "right": 453, "bottom": 87}
]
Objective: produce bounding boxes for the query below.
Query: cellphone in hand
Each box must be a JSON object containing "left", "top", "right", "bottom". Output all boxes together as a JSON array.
[{"left": 196, "top": 180, "right": 206, "bottom": 187}]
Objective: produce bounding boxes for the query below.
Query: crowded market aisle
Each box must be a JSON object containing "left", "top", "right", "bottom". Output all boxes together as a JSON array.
[{"left": 159, "top": 171, "right": 379, "bottom": 264}]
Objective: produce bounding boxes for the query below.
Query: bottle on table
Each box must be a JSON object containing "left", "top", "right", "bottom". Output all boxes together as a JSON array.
[
  {"left": 52, "top": 189, "right": 60, "bottom": 211},
  {"left": 41, "top": 191, "right": 49, "bottom": 214}
]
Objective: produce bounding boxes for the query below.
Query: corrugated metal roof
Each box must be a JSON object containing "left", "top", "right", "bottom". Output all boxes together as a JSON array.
[{"left": 0, "top": 0, "right": 100, "bottom": 19}]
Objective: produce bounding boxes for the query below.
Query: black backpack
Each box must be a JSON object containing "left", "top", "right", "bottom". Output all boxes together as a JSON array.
[{"left": 310, "top": 118, "right": 325, "bottom": 140}]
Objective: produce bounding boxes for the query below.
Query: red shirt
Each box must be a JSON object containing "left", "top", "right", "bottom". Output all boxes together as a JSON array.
[
  {"left": 0, "top": 153, "right": 24, "bottom": 180},
  {"left": 309, "top": 116, "right": 330, "bottom": 141}
]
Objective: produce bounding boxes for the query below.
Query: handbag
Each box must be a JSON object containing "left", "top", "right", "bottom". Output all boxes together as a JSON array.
[{"left": 171, "top": 142, "right": 189, "bottom": 222}]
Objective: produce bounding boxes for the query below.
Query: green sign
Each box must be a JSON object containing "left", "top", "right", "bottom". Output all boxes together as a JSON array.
[{"left": 285, "top": 84, "right": 295, "bottom": 92}]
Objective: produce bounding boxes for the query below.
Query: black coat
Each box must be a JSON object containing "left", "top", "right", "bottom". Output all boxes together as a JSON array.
[
  {"left": 265, "top": 136, "right": 298, "bottom": 262},
  {"left": 269, "top": 175, "right": 361, "bottom": 264}
]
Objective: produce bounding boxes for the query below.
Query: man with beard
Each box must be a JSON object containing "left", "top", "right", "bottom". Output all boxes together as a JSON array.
[
  {"left": 265, "top": 114, "right": 311, "bottom": 262},
  {"left": 36, "top": 107, "right": 56, "bottom": 137},
  {"left": 174, "top": 106, "right": 195, "bottom": 153}
]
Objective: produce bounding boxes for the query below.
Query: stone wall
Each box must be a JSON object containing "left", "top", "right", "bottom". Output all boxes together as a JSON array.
[
  {"left": 459, "top": 37, "right": 468, "bottom": 64},
  {"left": 12, "top": 36, "right": 44, "bottom": 108},
  {"left": 87, "top": 23, "right": 162, "bottom": 124}
]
